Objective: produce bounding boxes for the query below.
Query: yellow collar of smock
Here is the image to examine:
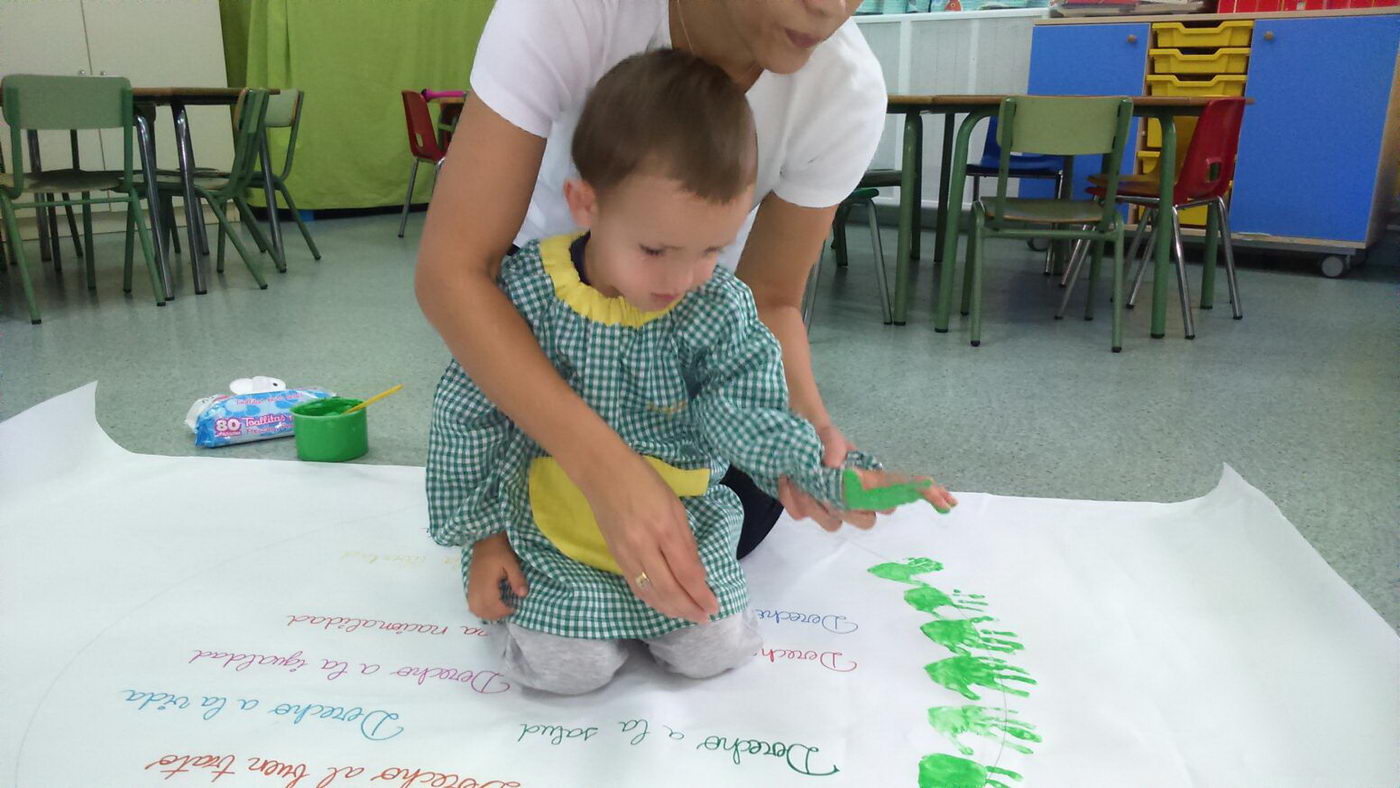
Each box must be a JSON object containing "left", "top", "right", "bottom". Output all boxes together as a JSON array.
[{"left": 539, "top": 233, "right": 679, "bottom": 328}]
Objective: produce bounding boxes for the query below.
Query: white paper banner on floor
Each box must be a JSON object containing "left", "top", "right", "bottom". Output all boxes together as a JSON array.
[{"left": 1, "top": 385, "right": 1396, "bottom": 787}]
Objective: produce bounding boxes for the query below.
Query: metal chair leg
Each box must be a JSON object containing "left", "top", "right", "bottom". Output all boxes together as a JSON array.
[
  {"left": 1217, "top": 197, "right": 1243, "bottom": 320},
  {"left": 1127, "top": 212, "right": 1159, "bottom": 309},
  {"left": 1044, "top": 173, "right": 1063, "bottom": 275},
  {"left": 159, "top": 196, "right": 181, "bottom": 256},
  {"left": 277, "top": 180, "right": 321, "bottom": 260},
  {"left": 5, "top": 201, "right": 42, "bottom": 323},
  {"left": 864, "top": 198, "right": 892, "bottom": 324},
  {"left": 1059, "top": 232, "right": 1090, "bottom": 287},
  {"left": 1111, "top": 225, "right": 1125, "bottom": 353},
  {"left": 968, "top": 208, "right": 986, "bottom": 347},
  {"left": 1055, "top": 236, "right": 1092, "bottom": 319},
  {"left": 62, "top": 197, "right": 83, "bottom": 259},
  {"left": 1122, "top": 208, "right": 1154, "bottom": 308},
  {"left": 1084, "top": 239, "right": 1105, "bottom": 321},
  {"left": 802, "top": 244, "right": 823, "bottom": 330},
  {"left": 431, "top": 156, "right": 446, "bottom": 202},
  {"left": 210, "top": 197, "right": 267, "bottom": 289},
  {"left": 81, "top": 198, "right": 95, "bottom": 290},
  {"left": 1169, "top": 207, "right": 1196, "bottom": 339},
  {"left": 123, "top": 206, "right": 136, "bottom": 293},
  {"left": 832, "top": 204, "right": 850, "bottom": 269},
  {"left": 397, "top": 158, "right": 421, "bottom": 238}
]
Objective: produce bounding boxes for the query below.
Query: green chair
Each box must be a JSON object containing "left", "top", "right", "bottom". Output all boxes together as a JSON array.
[
  {"left": 1, "top": 75, "right": 161, "bottom": 323},
  {"left": 962, "top": 96, "right": 1133, "bottom": 352},
  {"left": 811, "top": 185, "right": 892, "bottom": 327},
  {"left": 249, "top": 89, "right": 320, "bottom": 262},
  {"left": 134, "top": 89, "right": 271, "bottom": 289}
]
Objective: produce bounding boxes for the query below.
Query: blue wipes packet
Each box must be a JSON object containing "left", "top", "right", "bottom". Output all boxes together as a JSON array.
[{"left": 185, "top": 388, "right": 333, "bottom": 447}]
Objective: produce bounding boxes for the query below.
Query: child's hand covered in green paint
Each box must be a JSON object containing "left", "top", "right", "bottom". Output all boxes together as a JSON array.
[
  {"left": 923, "top": 655, "right": 1037, "bottom": 701},
  {"left": 918, "top": 753, "right": 1022, "bottom": 788},
  {"left": 844, "top": 468, "right": 957, "bottom": 514},
  {"left": 927, "top": 705, "right": 1041, "bottom": 756}
]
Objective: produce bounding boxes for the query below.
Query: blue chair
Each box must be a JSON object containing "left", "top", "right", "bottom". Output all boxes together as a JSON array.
[{"left": 966, "top": 117, "right": 1064, "bottom": 272}]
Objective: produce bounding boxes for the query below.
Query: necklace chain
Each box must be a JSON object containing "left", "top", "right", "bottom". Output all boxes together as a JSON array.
[
  {"left": 675, "top": 0, "right": 760, "bottom": 86},
  {"left": 676, "top": 0, "right": 695, "bottom": 53}
]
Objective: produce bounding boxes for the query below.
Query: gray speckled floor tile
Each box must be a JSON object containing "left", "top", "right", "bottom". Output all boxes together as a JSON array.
[{"left": 3, "top": 212, "right": 1396, "bottom": 630}]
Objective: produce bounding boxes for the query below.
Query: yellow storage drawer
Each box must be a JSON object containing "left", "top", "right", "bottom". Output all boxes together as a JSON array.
[
  {"left": 1149, "top": 48, "right": 1250, "bottom": 76},
  {"left": 1145, "top": 117, "right": 1198, "bottom": 150},
  {"left": 1146, "top": 74, "right": 1247, "bottom": 98},
  {"left": 1153, "top": 21, "right": 1253, "bottom": 49}
]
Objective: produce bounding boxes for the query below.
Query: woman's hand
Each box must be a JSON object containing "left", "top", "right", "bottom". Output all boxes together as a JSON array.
[{"left": 582, "top": 450, "right": 719, "bottom": 624}]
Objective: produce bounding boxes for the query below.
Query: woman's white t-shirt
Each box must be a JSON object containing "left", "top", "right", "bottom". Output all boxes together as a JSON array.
[{"left": 470, "top": 0, "right": 887, "bottom": 271}]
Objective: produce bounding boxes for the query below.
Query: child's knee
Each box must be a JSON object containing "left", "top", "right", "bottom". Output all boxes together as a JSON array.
[
  {"left": 500, "top": 624, "right": 629, "bottom": 695},
  {"left": 648, "top": 609, "right": 761, "bottom": 679}
]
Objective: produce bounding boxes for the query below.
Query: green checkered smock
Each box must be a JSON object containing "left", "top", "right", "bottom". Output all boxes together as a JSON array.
[{"left": 426, "top": 233, "right": 874, "bottom": 639}]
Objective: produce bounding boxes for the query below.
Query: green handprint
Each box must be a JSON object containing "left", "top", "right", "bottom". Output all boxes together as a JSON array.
[
  {"left": 904, "top": 585, "right": 989, "bottom": 618},
  {"left": 918, "top": 753, "right": 1022, "bottom": 788},
  {"left": 920, "top": 617, "right": 1024, "bottom": 656},
  {"left": 926, "top": 705, "right": 1041, "bottom": 756},
  {"left": 867, "top": 557, "right": 944, "bottom": 586},
  {"left": 924, "top": 655, "right": 1037, "bottom": 701}
]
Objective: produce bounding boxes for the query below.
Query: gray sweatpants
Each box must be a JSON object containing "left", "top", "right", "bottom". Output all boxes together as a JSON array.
[{"left": 500, "top": 609, "right": 761, "bottom": 695}]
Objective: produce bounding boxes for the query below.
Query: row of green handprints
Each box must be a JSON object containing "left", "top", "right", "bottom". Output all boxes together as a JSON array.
[{"left": 867, "top": 558, "right": 1040, "bottom": 788}]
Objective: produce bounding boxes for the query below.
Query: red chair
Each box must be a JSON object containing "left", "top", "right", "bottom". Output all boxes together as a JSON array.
[
  {"left": 1069, "top": 97, "right": 1247, "bottom": 339},
  {"left": 398, "top": 90, "right": 449, "bottom": 238}
]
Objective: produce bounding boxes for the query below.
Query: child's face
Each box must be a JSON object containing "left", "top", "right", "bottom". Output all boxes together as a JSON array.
[{"left": 565, "top": 173, "right": 755, "bottom": 312}]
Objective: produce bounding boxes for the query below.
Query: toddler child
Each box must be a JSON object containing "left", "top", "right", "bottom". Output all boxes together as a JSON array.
[{"left": 427, "top": 48, "right": 951, "bottom": 695}]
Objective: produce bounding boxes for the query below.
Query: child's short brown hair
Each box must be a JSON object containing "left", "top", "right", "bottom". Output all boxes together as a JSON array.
[{"left": 572, "top": 48, "right": 757, "bottom": 204}]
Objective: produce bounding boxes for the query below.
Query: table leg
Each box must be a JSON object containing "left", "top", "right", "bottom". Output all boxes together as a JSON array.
[
  {"left": 934, "top": 113, "right": 955, "bottom": 265},
  {"left": 1200, "top": 198, "right": 1219, "bottom": 310},
  {"left": 172, "top": 102, "right": 208, "bottom": 293},
  {"left": 893, "top": 111, "right": 922, "bottom": 325},
  {"left": 135, "top": 110, "right": 174, "bottom": 300},
  {"left": 26, "top": 131, "right": 54, "bottom": 266},
  {"left": 935, "top": 109, "right": 992, "bottom": 333},
  {"left": 911, "top": 116, "right": 923, "bottom": 261},
  {"left": 258, "top": 133, "right": 286, "bottom": 269},
  {"left": 1151, "top": 114, "right": 1176, "bottom": 339}
]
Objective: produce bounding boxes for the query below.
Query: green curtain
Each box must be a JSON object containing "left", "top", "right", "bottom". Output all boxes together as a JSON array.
[{"left": 220, "top": 0, "right": 494, "bottom": 210}]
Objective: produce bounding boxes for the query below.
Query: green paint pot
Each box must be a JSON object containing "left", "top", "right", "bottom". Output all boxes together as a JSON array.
[{"left": 291, "top": 397, "right": 367, "bottom": 462}]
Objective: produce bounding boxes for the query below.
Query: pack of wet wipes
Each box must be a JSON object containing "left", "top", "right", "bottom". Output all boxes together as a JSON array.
[{"left": 185, "top": 377, "right": 333, "bottom": 447}]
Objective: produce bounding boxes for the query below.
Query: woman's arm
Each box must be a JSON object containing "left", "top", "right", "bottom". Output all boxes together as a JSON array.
[{"left": 415, "top": 95, "right": 717, "bottom": 624}]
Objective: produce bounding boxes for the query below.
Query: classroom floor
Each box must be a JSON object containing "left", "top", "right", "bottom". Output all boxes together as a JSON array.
[{"left": 2, "top": 212, "right": 1396, "bottom": 630}]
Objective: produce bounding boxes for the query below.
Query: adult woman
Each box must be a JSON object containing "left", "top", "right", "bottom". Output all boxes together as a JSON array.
[{"left": 417, "top": 0, "right": 936, "bottom": 625}]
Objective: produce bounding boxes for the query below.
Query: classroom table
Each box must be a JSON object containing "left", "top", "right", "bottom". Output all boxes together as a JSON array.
[
  {"left": 885, "top": 94, "right": 1229, "bottom": 339},
  {"left": 131, "top": 87, "right": 283, "bottom": 298},
  {"left": 3, "top": 86, "right": 283, "bottom": 300}
]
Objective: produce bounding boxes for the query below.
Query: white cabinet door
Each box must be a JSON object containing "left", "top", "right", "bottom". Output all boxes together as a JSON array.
[
  {"left": 81, "top": 0, "right": 233, "bottom": 177},
  {"left": 0, "top": 1, "right": 108, "bottom": 181}
]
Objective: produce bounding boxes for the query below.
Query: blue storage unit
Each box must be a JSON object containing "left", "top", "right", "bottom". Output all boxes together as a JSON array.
[
  {"left": 1029, "top": 11, "right": 1400, "bottom": 272},
  {"left": 1229, "top": 16, "right": 1400, "bottom": 246},
  {"left": 1024, "top": 23, "right": 1149, "bottom": 202}
]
